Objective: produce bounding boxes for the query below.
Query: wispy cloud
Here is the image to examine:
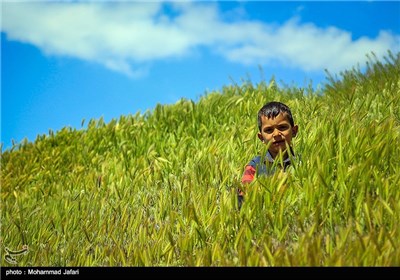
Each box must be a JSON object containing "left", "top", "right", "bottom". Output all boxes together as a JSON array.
[{"left": 2, "top": 2, "right": 399, "bottom": 77}]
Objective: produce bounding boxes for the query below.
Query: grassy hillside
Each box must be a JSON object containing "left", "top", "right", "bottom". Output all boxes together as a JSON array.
[{"left": 1, "top": 51, "right": 399, "bottom": 266}]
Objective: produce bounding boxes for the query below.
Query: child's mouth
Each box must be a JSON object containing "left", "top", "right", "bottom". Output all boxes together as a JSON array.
[{"left": 273, "top": 140, "right": 285, "bottom": 147}]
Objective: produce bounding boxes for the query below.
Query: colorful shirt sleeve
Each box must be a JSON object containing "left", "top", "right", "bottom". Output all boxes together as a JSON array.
[
  {"left": 241, "top": 156, "right": 261, "bottom": 184},
  {"left": 241, "top": 165, "right": 256, "bottom": 184}
]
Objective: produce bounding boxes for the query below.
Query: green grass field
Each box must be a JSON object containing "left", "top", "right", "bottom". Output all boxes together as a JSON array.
[{"left": 1, "top": 51, "right": 399, "bottom": 266}]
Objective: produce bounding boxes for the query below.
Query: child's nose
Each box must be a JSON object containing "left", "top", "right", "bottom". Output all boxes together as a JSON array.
[{"left": 272, "top": 128, "right": 281, "bottom": 136}]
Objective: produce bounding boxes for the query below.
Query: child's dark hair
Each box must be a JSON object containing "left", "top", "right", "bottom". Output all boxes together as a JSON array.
[{"left": 258, "top": 101, "right": 294, "bottom": 131}]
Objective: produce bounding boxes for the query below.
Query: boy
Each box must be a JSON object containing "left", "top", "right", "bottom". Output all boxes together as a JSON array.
[{"left": 238, "top": 101, "right": 298, "bottom": 207}]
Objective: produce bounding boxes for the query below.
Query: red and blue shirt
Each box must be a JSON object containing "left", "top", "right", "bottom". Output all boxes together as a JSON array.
[{"left": 241, "top": 150, "right": 294, "bottom": 184}]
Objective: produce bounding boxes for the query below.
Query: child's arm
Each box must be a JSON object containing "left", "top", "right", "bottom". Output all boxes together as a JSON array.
[
  {"left": 238, "top": 164, "right": 256, "bottom": 199},
  {"left": 237, "top": 165, "right": 255, "bottom": 209},
  {"left": 241, "top": 165, "right": 256, "bottom": 184}
]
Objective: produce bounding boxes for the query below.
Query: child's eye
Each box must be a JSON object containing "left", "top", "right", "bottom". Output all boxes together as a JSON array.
[
  {"left": 278, "top": 125, "right": 289, "bottom": 131},
  {"left": 264, "top": 128, "right": 274, "bottom": 134}
]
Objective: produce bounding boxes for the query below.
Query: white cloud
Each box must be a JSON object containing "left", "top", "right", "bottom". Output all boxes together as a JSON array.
[{"left": 2, "top": 2, "right": 399, "bottom": 77}]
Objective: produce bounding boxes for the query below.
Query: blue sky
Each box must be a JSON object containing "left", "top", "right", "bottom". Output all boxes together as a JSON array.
[{"left": 1, "top": 1, "right": 400, "bottom": 151}]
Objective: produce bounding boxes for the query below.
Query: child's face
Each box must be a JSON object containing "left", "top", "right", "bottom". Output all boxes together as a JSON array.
[{"left": 257, "top": 113, "right": 298, "bottom": 159}]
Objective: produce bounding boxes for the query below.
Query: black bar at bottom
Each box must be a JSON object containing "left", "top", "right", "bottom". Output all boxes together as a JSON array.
[{"left": 1, "top": 266, "right": 397, "bottom": 279}]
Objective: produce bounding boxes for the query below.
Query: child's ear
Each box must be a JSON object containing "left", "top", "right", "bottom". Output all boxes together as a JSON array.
[
  {"left": 292, "top": 125, "right": 299, "bottom": 137},
  {"left": 257, "top": 133, "right": 264, "bottom": 142}
]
